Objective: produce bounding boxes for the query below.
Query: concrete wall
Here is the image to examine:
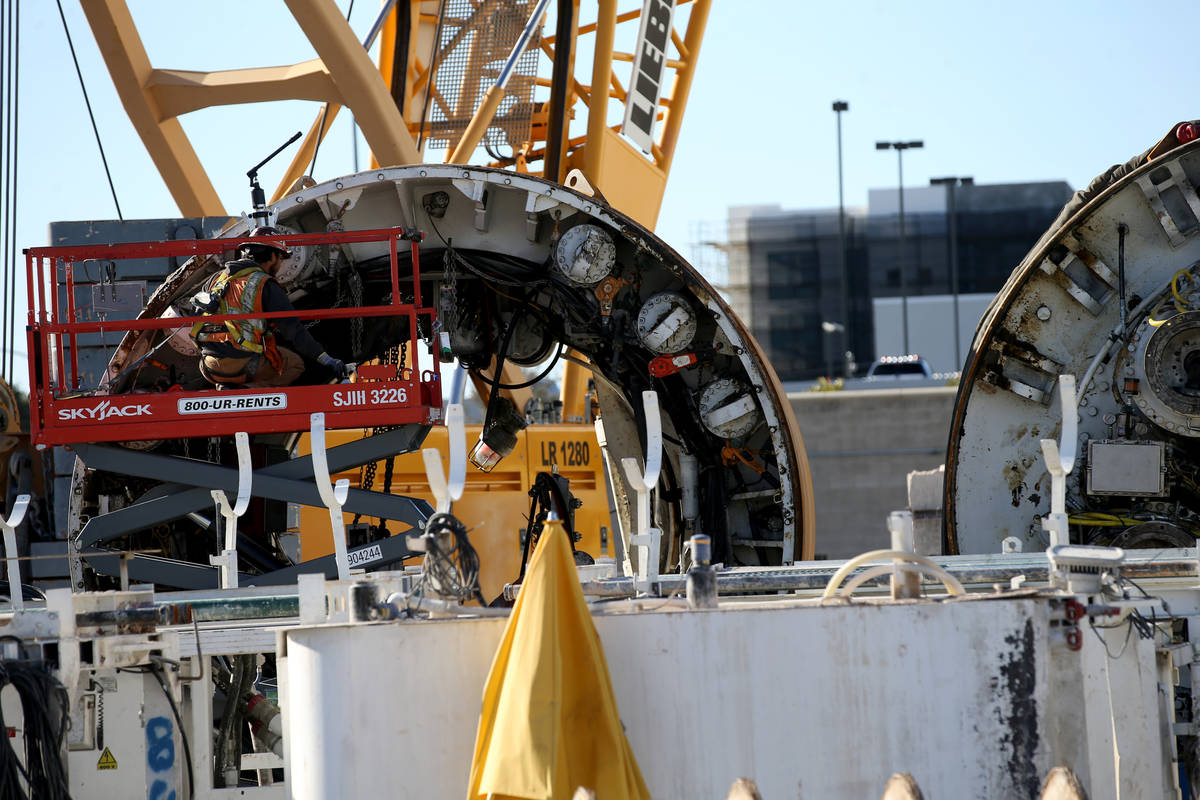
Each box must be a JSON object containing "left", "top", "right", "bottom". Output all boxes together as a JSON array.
[{"left": 790, "top": 386, "right": 957, "bottom": 559}]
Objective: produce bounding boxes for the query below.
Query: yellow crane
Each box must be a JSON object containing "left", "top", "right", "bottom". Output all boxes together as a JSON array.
[{"left": 73, "top": 0, "right": 815, "bottom": 597}]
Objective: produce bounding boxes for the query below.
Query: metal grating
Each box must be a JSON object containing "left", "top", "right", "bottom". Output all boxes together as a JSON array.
[{"left": 423, "top": 0, "right": 543, "bottom": 158}]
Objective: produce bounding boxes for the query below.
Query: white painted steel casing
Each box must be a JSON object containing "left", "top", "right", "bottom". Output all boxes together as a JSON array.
[
  {"left": 280, "top": 596, "right": 1168, "bottom": 799},
  {"left": 101, "top": 163, "right": 815, "bottom": 563},
  {"left": 948, "top": 140, "right": 1200, "bottom": 554},
  {"left": 635, "top": 291, "right": 697, "bottom": 353},
  {"left": 554, "top": 223, "right": 616, "bottom": 286}
]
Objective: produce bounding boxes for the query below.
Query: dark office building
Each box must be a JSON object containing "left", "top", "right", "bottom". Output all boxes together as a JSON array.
[{"left": 717, "top": 180, "right": 1074, "bottom": 381}]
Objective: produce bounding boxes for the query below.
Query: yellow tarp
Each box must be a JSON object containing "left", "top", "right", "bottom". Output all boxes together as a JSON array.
[{"left": 466, "top": 518, "right": 650, "bottom": 800}]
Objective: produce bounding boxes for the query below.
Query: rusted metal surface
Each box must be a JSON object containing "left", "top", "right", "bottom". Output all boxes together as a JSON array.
[{"left": 947, "top": 137, "right": 1200, "bottom": 554}]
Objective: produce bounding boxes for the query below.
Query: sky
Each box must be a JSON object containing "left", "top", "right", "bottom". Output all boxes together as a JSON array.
[{"left": 3, "top": 0, "right": 1198, "bottom": 391}]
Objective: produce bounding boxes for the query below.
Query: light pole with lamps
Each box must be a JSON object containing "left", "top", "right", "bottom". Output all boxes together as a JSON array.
[
  {"left": 930, "top": 176, "right": 973, "bottom": 369},
  {"left": 876, "top": 139, "right": 923, "bottom": 354},
  {"left": 832, "top": 101, "right": 850, "bottom": 368}
]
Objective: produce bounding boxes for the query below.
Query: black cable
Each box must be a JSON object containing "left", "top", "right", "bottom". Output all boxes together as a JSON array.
[
  {"left": 474, "top": 345, "right": 563, "bottom": 390},
  {"left": 8, "top": 0, "right": 15, "bottom": 383},
  {"left": 214, "top": 654, "right": 246, "bottom": 786},
  {"left": 1117, "top": 223, "right": 1129, "bottom": 340},
  {"left": 309, "top": 0, "right": 357, "bottom": 179},
  {"left": 1, "top": 0, "right": 7, "bottom": 382},
  {"left": 55, "top": 0, "right": 121, "bottom": 220},
  {"left": 0, "top": 658, "right": 72, "bottom": 799},
  {"left": 416, "top": 0, "right": 448, "bottom": 151},
  {"left": 149, "top": 663, "right": 194, "bottom": 800},
  {"left": 309, "top": 105, "right": 331, "bottom": 179},
  {"left": 481, "top": 301, "right": 525, "bottom": 434},
  {"left": 0, "top": 0, "right": 14, "bottom": 383},
  {"left": 422, "top": 511, "right": 484, "bottom": 604}
]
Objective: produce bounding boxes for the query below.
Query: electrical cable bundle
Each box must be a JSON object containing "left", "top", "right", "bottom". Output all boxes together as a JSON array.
[
  {"left": 422, "top": 512, "right": 484, "bottom": 605},
  {"left": 0, "top": 645, "right": 71, "bottom": 800},
  {"left": 213, "top": 655, "right": 255, "bottom": 788}
]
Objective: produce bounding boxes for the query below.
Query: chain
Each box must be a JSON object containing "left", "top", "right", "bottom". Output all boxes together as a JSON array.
[
  {"left": 441, "top": 246, "right": 459, "bottom": 339},
  {"left": 208, "top": 437, "right": 219, "bottom": 463},
  {"left": 444, "top": 243, "right": 458, "bottom": 294},
  {"left": 348, "top": 269, "right": 364, "bottom": 359},
  {"left": 353, "top": 458, "right": 376, "bottom": 527}
]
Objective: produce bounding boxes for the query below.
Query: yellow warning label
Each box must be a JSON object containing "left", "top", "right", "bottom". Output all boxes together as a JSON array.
[{"left": 96, "top": 746, "right": 118, "bottom": 770}]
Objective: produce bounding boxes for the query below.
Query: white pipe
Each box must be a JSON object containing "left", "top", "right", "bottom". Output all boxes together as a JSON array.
[
  {"left": 384, "top": 591, "right": 510, "bottom": 618},
  {"left": 835, "top": 562, "right": 966, "bottom": 599},
  {"left": 887, "top": 510, "right": 918, "bottom": 599},
  {"left": 822, "top": 549, "right": 964, "bottom": 599},
  {"left": 310, "top": 413, "right": 351, "bottom": 580},
  {"left": 0, "top": 494, "right": 29, "bottom": 609},
  {"left": 495, "top": 0, "right": 553, "bottom": 89},
  {"left": 1075, "top": 288, "right": 1162, "bottom": 413}
]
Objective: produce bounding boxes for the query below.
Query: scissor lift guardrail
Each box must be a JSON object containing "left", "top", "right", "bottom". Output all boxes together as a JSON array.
[{"left": 24, "top": 227, "right": 442, "bottom": 447}]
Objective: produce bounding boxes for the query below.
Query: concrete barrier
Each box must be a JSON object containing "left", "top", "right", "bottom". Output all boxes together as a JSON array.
[{"left": 790, "top": 386, "right": 956, "bottom": 559}]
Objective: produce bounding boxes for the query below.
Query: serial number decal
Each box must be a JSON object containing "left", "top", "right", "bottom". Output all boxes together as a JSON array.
[
  {"left": 332, "top": 388, "right": 408, "bottom": 407},
  {"left": 347, "top": 544, "right": 383, "bottom": 568},
  {"left": 177, "top": 393, "right": 287, "bottom": 414},
  {"left": 539, "top": 440, "right": 591, "bottom": 467}
]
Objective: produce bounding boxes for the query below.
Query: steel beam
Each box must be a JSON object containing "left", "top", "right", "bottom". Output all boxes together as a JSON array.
[
  {"left": 75, "top": 425, "right": 431, "bottom": 547},
  {"left": 284, "top": 0, "right": 422, "bottom": 167},
  {"left": 78, "top": 0, "right": 224, "bottom": 216},
  {"left": 146, "top": 61, "right": 339, "bottom": 119},
  {"left": 84, "top": 529, "right": 415, "bottom": 589}
]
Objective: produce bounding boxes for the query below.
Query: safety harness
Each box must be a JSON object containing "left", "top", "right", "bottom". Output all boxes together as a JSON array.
[{"left": 190, "top": 266, "right": 284, "bottom": 371}]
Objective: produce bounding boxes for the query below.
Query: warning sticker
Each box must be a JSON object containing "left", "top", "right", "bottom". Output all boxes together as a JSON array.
[{"left": 97, "top": 746, "right": 118, "bottom": 770}]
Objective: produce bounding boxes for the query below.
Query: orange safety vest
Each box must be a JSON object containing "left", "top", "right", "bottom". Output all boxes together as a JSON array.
[{"left": 190, "top": 266, "right": 273, "bottom": 355}]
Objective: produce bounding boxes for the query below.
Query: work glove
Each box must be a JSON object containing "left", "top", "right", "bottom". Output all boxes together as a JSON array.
[{"left": 318, "top": 352, "right": 348, "bottom": 380}]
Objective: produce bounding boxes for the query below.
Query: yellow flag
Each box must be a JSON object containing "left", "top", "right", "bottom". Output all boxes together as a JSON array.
[{"left": 466, "top": 518, "right": 649, "bottom": 799}]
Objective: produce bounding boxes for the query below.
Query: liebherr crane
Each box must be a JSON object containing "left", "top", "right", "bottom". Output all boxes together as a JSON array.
[{"left": 22, "top": 0, "right": 814, "bottom": 596}]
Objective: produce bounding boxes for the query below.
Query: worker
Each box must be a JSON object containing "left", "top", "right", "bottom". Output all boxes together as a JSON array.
[{"left": 191, "top": 226, "right": 347, "bottom": 387}]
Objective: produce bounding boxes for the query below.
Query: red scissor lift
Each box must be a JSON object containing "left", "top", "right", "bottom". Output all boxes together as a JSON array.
[
  {"left": 26, "top": 227, "right": 441, "bottom": 445},
  {"left": 24, "top": 227, "right": 443, "bottom": 589}
]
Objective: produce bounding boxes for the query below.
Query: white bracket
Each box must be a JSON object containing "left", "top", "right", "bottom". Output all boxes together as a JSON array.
[
  {"left": 621, "top": 391, "right": 663, "bottom": 595},
  {"left": 208, "top": 431, "right": 251, "bottom": 589},
  {"left": 1040, "top": 374, "right": 1077, "bottom": 549},
  {"left": 421, "top": 403, "right": 466, "bottom": 514},
  {"left": 311, "top": 413, "right": 351, "bottom": 580},
  {"left": 0, "top": 494, "right": 29, "bottom": 609}
]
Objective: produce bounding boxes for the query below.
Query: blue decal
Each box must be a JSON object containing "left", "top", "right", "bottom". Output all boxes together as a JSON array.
[{"left": 145, "top": 715, "right": 176, "bottom": 800}]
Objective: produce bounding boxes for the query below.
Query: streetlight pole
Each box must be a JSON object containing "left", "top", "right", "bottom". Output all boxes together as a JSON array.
[
  {"left": 930, "top": 176, "right": 972, "bottom": 369},
  {"left": 832, "top": 101, "right": 850, "bottom": 373},
  {"left": 876, "top": 140, "right": 923, "bottom": 354}
]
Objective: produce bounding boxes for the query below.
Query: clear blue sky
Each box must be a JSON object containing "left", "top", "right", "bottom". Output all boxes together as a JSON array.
[{"left": 4, "top": 0, "right": 1197, "bottom": 389}]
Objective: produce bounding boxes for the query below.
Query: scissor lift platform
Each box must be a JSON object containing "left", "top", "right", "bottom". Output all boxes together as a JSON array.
[
  {"left": 24, "top": 226, "right": 441, "bottom": 446},
  {"left": 23, "top": 227, "right": 444, "bottom": 590}
]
